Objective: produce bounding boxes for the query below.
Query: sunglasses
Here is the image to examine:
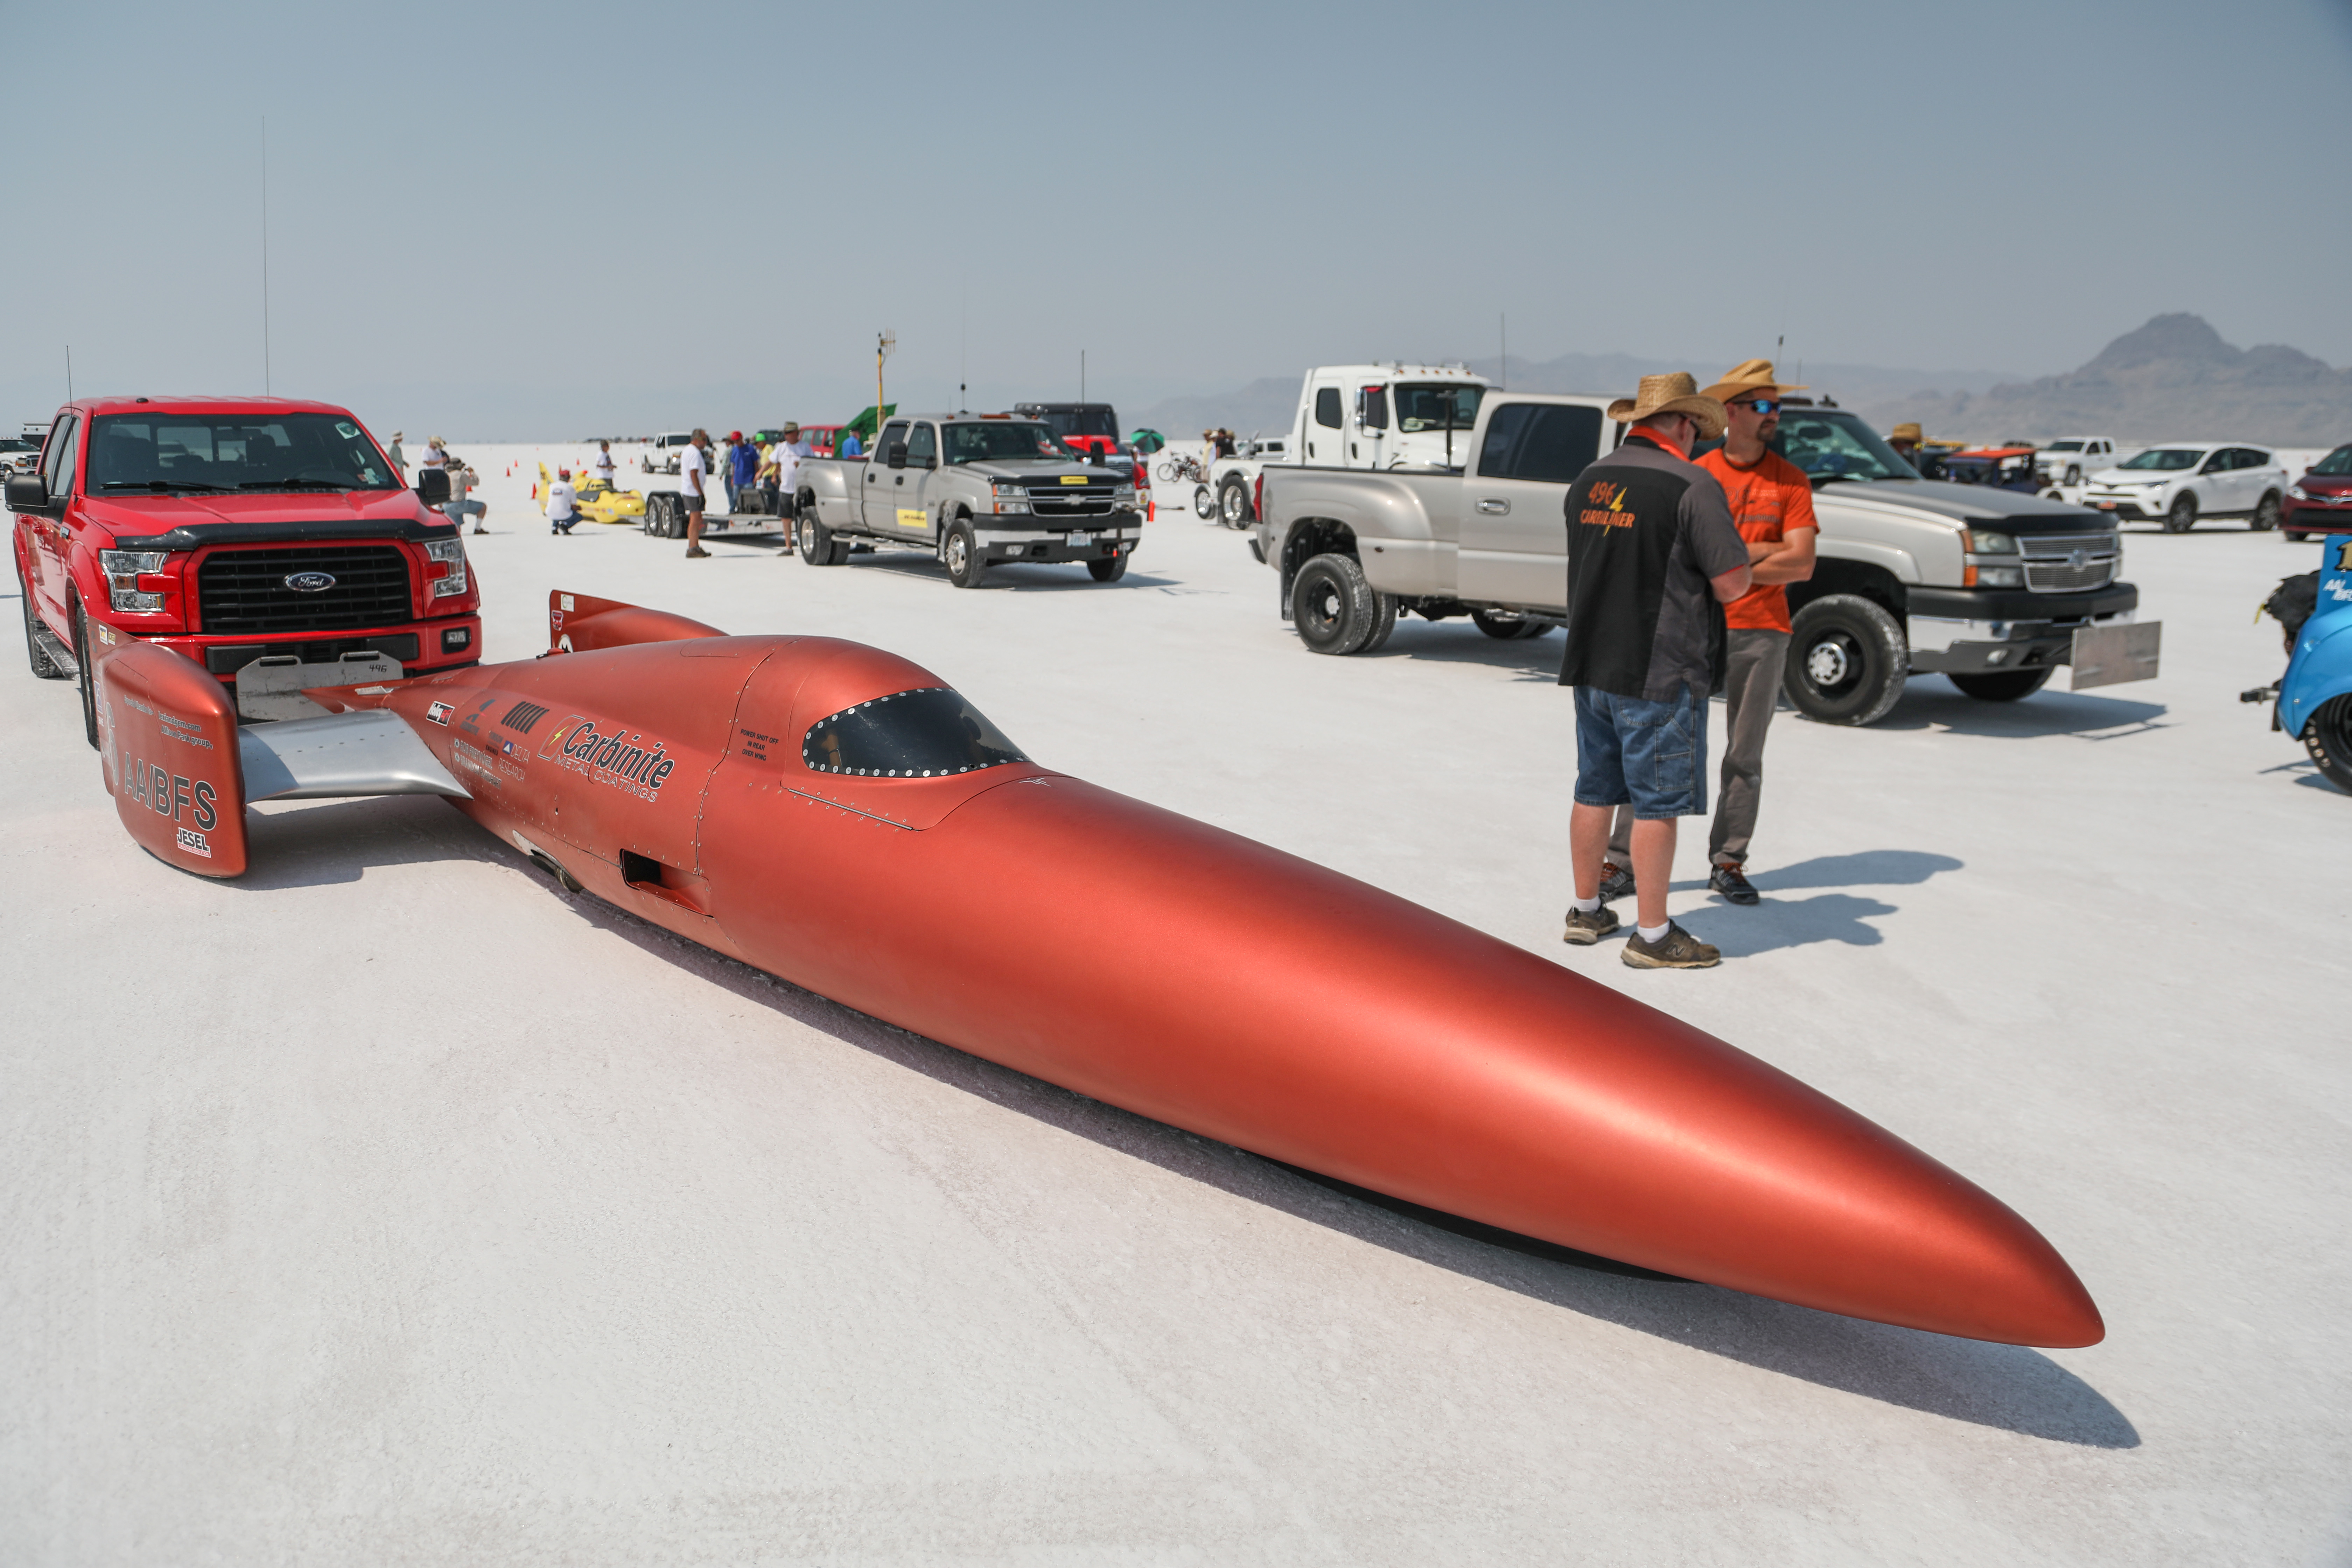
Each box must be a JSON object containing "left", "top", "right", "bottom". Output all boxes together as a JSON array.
[{"left": 1729, "top": 398, "right": 1779, "bottom": 415}]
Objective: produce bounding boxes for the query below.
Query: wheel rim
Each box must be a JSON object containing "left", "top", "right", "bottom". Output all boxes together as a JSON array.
[
  {"left": 1194, "top": 486, "right": 1213, "bottom": 518},
  {"left": 947, "top": 534, "right": 968, "bottom": 573},
  {"left": 1222, "top": 487, "right": 1245, "bottom": 524},
  {"left": 1805, "top": 634, "right": 1859, "bottom": 695},
  {"left": 2170, "top": 499, "right": 2193, "bottom": 529}
]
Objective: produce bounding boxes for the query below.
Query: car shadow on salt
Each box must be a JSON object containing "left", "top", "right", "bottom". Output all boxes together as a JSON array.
[
  {"left": 520, "top": 856, "right": 2135, "bottom": 1452},
  {"left": 1873, "top": 682, "right": 2169, "bottom": 738},
  {"left": 834, "top": 551, "right": 1187, "bottom": 592}
]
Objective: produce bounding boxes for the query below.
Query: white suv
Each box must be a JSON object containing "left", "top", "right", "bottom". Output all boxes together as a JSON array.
[{"left": 2080, "top": 443, "right": 2288, "bottom": 533}]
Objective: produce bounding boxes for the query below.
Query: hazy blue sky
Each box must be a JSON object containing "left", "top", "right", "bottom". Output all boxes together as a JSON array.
[{"left": 10, "top": 0, "right": 2349, "bottom": 438}]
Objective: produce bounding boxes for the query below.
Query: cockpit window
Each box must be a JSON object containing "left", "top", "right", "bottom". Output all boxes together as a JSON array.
[{"left": 803, "top": 687, "right": 1029, "bottom": 778}]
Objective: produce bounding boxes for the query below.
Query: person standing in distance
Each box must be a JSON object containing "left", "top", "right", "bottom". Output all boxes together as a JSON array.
[
  {"left": 593, "top": 440, "right": 617, "bottom": 489},
  {"left": 1694, "top": 361, "right": 1816, "bottom": 903},
  {"left": 681, "top": 428, "right": 713, "bottom": 558},
  {"left": 388, "top": 431, "right": 408, "bottom": 480},
  {"left": 1559, "top": 374, "right": 1751, "bottom": 969},
  {"left": 1599, "top": 362, "right": 1816, "bottom": 906}
]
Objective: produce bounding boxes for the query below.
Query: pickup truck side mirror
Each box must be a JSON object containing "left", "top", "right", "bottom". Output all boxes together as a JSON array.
[
  {"left": 416, "top": 469, "right": 451, "bottom": 504},
  {"left": 886, "top": 442, "right": 908, "bottom": 470},
  {"left": 5, "top": 475, "right": 48, "bottom": 512}
]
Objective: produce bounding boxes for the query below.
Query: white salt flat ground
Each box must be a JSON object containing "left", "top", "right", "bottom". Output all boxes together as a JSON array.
[{"left": 4, "top": 448, "right": 2346, "bottom": 1566}]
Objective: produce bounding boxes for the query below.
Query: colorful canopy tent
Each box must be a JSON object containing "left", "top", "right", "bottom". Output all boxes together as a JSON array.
[{"left": 841, "top": 404, "right": 898, "bottom": 442}]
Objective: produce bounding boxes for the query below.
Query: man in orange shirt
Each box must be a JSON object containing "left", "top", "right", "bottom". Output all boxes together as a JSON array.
[{"left": 1601, "top": 360, "right": 1815, "bottom": 906}]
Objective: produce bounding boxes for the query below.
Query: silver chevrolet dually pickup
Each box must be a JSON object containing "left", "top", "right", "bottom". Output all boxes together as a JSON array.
[
  {"left": 1255, "top": 391, "right": 2159, "bottom": 724},
  {"left": 790, "top": 413, "right": 1142, "bottom": 588}
]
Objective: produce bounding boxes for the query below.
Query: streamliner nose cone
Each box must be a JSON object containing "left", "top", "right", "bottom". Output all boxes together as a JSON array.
[{"left": 886, "top": 778, "right": 2107, "bottom": 1347}]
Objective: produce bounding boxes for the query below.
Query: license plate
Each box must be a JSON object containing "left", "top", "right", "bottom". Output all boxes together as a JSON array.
[{"left": 1067, "top": 531, "right": 1091, "bottom": 546}]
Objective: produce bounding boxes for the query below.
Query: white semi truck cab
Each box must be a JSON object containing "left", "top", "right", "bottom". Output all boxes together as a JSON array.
[{"left": 1209, "top": 364, "right": 1490, "bottom": 528}]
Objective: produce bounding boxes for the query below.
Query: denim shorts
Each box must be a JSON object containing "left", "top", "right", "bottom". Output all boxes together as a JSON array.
[{"left": 1573, "top": 684, "right": 1708, "bottom": 819}]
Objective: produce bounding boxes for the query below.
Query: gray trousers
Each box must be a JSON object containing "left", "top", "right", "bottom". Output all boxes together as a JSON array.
[{"left": 1608, "top": 628, "right": 1791, "bottom": 869}]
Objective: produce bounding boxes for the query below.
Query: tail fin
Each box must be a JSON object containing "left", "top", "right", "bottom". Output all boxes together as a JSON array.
[
  {"left": 100, "top": 642, "right": 250, "bottom": 877},
  {"left": 548, "top": 590, "right": 726, "bottom": 654}
]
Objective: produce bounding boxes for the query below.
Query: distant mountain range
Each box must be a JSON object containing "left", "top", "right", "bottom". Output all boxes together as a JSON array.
[
  {"left": 1127, "top": 315, "right": 2352, "bottom": 449},
  {"left": 1863, "top": 315, "right": 2352, "bottom": 446}
]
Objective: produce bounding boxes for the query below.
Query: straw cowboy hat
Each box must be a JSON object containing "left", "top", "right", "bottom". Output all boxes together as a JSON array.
[
  {"left": 1702, "top": 358, "right": 1809, "bottom": 405},
  {"left": 1606, "top": 373, "right": 1727, "bottom": 440},
  {"left": 1889, "top": 422, "right": 1924, "bottom": 443}
]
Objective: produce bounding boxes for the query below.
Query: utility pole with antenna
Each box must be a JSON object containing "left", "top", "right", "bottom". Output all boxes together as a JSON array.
[
  {"left": 261, "top": 116, "right": 272, "bottom": 396},
  {"left": 876, "top": 328, "right": 896, "bottom": 442},
  {"left": 1080, "top": 349, "right": 1086, "bottom": 405},
  {"left": 66, "top": 345, "right": 74, "bottom": 403}
]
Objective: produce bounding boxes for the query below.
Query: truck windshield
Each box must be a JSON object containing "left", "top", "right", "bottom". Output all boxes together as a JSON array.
[
  {"left": 1770, "top": 409, "right": 1918, "bottom": 484},
  {"left": 802, "top": 687, "right": 1029, "bottom": 778},
  {"left": 1393, "top": 384, "right": 1485, "bottom": 433},
  {"left": 2310, "top": 445, "right": 2352, "bottom": 477},
  {"left": 2045, "top": 440, "right": 2084, "bottom": 452},
  {"left": 945, "top": 423, "right": 1076, "bottom": 464},
  {"left": 1027, "top": 406, "right": 1118, "bottom": 439},
  {"left": 87, "top": 413, "right": 396, "bottom": 493},
  {"left": 2118, "top": 448, "right": 2202, "bottom": 471}
]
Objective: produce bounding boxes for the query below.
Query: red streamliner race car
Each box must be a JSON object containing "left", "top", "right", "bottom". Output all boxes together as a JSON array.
[{"left": 84, "top": 587, "right": 2105, "bottom": 1351}]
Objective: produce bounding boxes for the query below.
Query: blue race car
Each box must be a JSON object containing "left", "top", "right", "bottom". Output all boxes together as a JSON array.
[{"left": 2274, "top": 534, "right": 2352, "bottom": 793}]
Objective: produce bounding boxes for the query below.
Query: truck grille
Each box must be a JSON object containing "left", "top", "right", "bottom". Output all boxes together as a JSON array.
[
  {"left": 2020, "top": 533, "right": 2118, "bottom": 594},
  {"left": 1026, "top": 484, "right": 1120, "bottom": 518},
  {"left": 196, "top": 545, "right": 414, "bottom": 634}
]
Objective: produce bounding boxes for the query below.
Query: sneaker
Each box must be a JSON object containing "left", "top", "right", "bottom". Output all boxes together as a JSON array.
[
  {"left": 1597, "top": 861, "right": 1635, "bottom": 903},
  {"left": 1709, "top": 864, "right": 1760, "bottom": 906},
  {"left": 1562, "top": 905, "right": 1622, "bottom": 945},
  {"left": 1623, "top": 923, "right": 1721, "bottom": 969},
  {"left": 685, "top": 546, "right": 712, "bottom": 559}
]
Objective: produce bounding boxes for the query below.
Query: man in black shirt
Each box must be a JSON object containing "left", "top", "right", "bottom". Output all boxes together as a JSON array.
[{"left": 1558, "top": 374, "right": 1752, "bottom": 968}]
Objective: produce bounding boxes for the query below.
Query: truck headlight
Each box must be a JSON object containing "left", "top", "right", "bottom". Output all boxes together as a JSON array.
[
  {"left": 1114, "top": 486, "right": 1136, "bottom": 502},
  {"left": 2288, "top": 485, "right": 2309, "bottom": 500},
  {"left": 99, "top": 549, "right": 169, "bottom": 612},
  {"left": 1962, "top": 529, "right": 2016, "bottom": 554},
  {"left": 423, "top": 537, "right": 469, "bottom": 598}
]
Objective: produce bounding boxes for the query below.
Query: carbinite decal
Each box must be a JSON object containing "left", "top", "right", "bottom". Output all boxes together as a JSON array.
[
  {"left": 426, "top": 701, "right": 455, "bottom": 726},
  {"left": 547, "top": 716, "right": 678, "bottom": 802},
  {"left": 175, "top": 826, "right": 212, "bottom": 858}
]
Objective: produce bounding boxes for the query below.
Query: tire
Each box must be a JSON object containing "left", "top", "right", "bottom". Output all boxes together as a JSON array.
[
  {"left": 798, "top": 513, "right": 845, "bottom": 566},
  {"left": 2163, "top": 493, "right": 2198, "bottom": 533},
  {"left": 2304, "top": 693, "right": 2352, "bottom": 794},
  {"left": 1471, "top": 609, "right": 1550, "bottom": 641},
  {"left": 72, "top": 597, "right": 99, "bottom": 750},
  {"left": 1218, "top": 476, "right": 1253, "bottom": 529},
  {"left": 944, "top": 521, "right": 983, "bottom": 588},
  {"left": 1086, "top": 552, "right": 1129, "bottom": 583},
  {"left": 1949, "top": 668, "right": 2053, "bottom": 701},
  {"left": 1784, "top": 593, "right": 1908, "bottom": 726},
  {"left": 1356, "top": 591, "right": 1400, "bottom": 654},
  {"left": 2064, "top": 464, "right": 2082, "bottom": 485},
  {"left": 1291, "top": 553, "right": 1381, "bottom": 655},
  {"left": 2251, "top": 493, "right": 2281, "bottom": 532},
  {"left": 1192, "top": 484, "right": 1214, "bottom": 520},
  {"left": 1154, "top": 459, "right": 1178, "bottom": 484},
  {"left": 20, "top": 566, "right": 63, "bottom": 678}
]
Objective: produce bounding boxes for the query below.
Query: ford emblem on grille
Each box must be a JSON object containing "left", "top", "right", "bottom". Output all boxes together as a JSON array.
[{"left": 284, "top": 570, "right": 337, "bottom": 593}]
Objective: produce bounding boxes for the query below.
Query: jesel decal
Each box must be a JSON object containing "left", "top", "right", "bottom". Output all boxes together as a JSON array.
[{"left": 541, "top": 716, "right": 677, "bottom": 801}]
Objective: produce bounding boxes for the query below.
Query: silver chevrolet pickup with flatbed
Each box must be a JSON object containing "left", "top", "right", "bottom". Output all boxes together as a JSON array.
[
  {"left": 789, "top": 413, "right": 1142, "bottom": 588},
  {"left": 1256, "top": 391, "right": 2159, "bottom": 724}
]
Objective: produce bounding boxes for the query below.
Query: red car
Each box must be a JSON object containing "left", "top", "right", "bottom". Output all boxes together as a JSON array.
[
  {"left": 2284, "top": 444, "right": 2352, "bottom": 540},
  {"left": 9, "top": 396, "right": 482, "bottom": 747}
]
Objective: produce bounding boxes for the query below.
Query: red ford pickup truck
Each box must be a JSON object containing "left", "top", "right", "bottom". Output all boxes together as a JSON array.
[{"left": 9, "top": 396, "right": 482, "bottom": 745}]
